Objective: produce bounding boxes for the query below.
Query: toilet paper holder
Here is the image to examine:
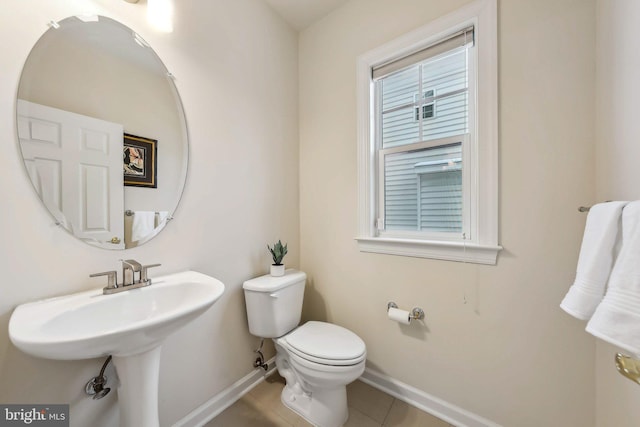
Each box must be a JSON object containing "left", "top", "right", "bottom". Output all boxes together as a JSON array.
[{"left": 387, "top": 302, "right": 425, "bottom": 320}]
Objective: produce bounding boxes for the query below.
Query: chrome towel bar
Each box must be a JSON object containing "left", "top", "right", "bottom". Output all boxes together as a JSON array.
[
  {"left": 579, "top": 201, "right": 613, "bottom": 213},
  {"left": 124, "top": 210, "right": 173, "bottom": 220}
]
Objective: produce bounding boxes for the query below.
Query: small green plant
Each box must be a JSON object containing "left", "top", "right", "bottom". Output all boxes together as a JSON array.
[{"left": 267, "top": 240, "right": 288, "bottom": 265}]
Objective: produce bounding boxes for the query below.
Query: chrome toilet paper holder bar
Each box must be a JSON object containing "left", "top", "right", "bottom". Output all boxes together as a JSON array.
[{"left": 387, "top": 302, "right": 425, "bottom": 320}]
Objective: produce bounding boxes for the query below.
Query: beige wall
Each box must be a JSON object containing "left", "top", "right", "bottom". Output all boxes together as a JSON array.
[
  {"left": 0, "top": 0, "right": 298, "bottom": 426},
  {"left": 594, "top": 1, "right": 640, "bottom": 425},
  {"left": 299, "top": 0, "right": 596, "bottom": 425}
]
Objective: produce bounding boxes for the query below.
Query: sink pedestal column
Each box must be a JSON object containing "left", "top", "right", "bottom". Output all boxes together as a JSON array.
[{"left": 112, "top": 346, "right": 162, "bottom": 427}]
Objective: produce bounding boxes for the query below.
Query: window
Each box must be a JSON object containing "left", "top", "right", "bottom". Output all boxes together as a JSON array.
[
  {"left": 414, "top": 90, "right": 435, "bottom": 121},
  {"left": 378, "top": 39, "right": 469, "bottom": 236},
  {"left": 356, "top": 0, "right": 500, "bottom": 264}
]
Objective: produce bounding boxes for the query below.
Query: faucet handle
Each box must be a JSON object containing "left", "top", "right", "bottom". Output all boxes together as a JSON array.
[
  {"left": 140, "top": 263, "right": 161, "bottom": 283},
  {"left": 90, "top": 271, "right": 118, "bottom": 290}
]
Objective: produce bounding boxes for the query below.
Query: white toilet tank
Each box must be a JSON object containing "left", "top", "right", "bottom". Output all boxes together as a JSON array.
[{"left": 243, "top": 270, "right": 306, "bottom": 338}]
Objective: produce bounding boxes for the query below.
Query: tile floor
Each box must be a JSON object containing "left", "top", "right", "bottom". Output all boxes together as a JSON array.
[{"left": 204, "top": 373, "right": 454, "bottom": 427}]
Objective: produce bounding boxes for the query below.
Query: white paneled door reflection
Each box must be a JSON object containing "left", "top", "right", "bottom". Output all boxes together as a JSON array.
[{"left": 17, "top": 100, "right": 124, "bottom": 248}]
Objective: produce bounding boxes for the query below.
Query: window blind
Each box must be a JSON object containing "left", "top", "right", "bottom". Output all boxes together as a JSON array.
[{"left": 372, "top": 26, "right": 474, "bottom": 80}]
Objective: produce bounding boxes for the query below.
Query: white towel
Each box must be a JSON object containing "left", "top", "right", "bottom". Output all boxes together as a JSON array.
[
  {"left": 155, "top": 211, "right": 169, "bottom": 228},
  {"left": 587, "top": 201, "right": 640, "bottom": 356},
  {"left": 560, "top": 201, "right": 627, "bottom": 320},
  {"left": 131, "top": 211, "right": 156, "bottom": 242}
]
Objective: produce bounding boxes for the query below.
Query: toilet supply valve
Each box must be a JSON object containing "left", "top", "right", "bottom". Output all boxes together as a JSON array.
[{"left": 253, "top": 339, "right": 268, "bottom": 371}]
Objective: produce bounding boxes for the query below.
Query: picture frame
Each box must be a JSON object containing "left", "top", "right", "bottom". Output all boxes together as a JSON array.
[{"left": 123, "top": 133, "right": 157, "bottom": 188}]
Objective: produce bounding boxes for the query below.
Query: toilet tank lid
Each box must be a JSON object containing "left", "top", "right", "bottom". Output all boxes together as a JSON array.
[{"left": 243, "top": 269, "right": 306, "bottom": 292}]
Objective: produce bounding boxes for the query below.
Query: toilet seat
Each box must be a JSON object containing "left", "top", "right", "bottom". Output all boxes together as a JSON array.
[{"left": 280, "top": 321, "right": 366, "bottom": 366}]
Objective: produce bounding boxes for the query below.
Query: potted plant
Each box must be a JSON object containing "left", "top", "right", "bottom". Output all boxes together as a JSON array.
[{"left": 267, "top": 240, "right": 288, "bottom": 277}]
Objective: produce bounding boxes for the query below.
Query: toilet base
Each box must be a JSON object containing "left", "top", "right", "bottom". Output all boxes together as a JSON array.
[{"left": 281, "top": 383, "right": 348, "bottom": 427}]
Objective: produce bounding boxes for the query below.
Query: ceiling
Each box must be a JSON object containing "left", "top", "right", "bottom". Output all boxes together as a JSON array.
[{"left": 262, "top": 0, "right": 350, "bottom": 30}]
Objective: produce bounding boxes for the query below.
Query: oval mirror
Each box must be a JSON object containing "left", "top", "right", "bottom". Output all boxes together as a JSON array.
[{"left": 16, "top": 15, "right": 188, "bottom": 250}]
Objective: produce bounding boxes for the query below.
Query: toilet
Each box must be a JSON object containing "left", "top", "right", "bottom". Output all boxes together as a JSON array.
[{"left": 243, "top": 270, "right": 366, "bottom": 427}]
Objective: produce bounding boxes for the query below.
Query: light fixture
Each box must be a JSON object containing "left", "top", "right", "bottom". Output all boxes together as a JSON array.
[
  {"left": 147, "top": 0, "right": 174, "bottom": 33},
  {"left": 123, "top": 0, "right": 174, "bottom": 33}
]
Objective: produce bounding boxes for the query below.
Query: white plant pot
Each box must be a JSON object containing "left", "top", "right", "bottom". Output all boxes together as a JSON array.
[{"left": 270, "top": 264, "right": 285, "bottom": 277}]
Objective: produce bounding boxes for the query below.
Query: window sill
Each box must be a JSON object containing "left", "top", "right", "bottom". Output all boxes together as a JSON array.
[{"left": 355, "top": 237, "right": 501, "bottom": 265}]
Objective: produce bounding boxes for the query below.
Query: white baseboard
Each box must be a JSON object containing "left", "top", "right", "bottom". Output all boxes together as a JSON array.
[
  {"left": 360, "top": 368, "right": 501, "bottom": 427},
  {"left": 173, "top": 358, "right": 276, "bottom": 427},
  {"left": 173, "top": 361, "right": 499, "bottom": 427}
]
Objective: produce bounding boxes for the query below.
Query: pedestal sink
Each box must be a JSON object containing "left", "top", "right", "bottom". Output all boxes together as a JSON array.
[{"left": 8, "top": 270, "right": 225, "bottom": 427}]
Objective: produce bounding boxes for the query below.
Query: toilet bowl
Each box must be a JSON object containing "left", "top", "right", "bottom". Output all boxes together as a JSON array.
[
  {"left": 275, "top": 321, "right": 366, "bottom": 426},
  {"left": 243, "top": 271, "right": 367, "bottom": 427}
]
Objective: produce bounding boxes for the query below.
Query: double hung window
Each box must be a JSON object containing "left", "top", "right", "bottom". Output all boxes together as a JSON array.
[
  {"left": 356, "top": 0, "right": 500, "bottom": 264},
  {"left": 375, "top": 28, "right": 472, "bottom": 238}
]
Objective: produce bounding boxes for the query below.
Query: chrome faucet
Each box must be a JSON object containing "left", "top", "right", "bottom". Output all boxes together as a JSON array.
[
  {"left": 90, "top": 260, "right": 161, "bottom": 295},
  {"left": 121, "top": 259, "right": 142, "bottom": 286}
]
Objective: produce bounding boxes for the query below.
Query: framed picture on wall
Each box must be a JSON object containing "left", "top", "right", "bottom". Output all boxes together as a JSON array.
[{"left": 123, "top": 133, "right": 157, "bottom": 188}]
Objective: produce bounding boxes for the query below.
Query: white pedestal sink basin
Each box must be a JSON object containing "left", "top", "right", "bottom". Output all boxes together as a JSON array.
[{"left": 9, "top": 270, "right": 225, "bottom": 427}]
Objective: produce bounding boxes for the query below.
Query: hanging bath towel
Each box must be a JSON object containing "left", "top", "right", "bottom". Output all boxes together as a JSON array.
[
  {"left": 560, "top": 201, "right": 627, "bottom": 320},
  {"left": 587, "top": 201, "right": 640, "bottom": 356},
  {"left": 131, "top": 211, "right": 156, "bottom": 242}
]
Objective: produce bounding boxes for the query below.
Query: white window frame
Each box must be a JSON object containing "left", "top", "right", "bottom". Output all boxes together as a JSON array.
[{"left": 356, "top": 0, "right": 500, "bottom": 264}]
